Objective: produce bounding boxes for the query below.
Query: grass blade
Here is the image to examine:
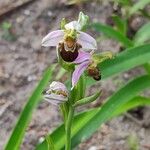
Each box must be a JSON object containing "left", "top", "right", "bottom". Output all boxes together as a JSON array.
[
  {"left": 134, "top": 22, "right": 150, "bottom": 46},
  {"left": 91, "top": 23, "right": 133, "bottom": 48},
  {"left": 113, "top": 96, "right": 150, "bottom": 116},
  {"left": 111, "top": 15, "right": 127, "bottom": 35},
  {"left": 5, "top": 65, "right": 55, "bottom": 150},
  {"left": 129, "top": 0, "right": 150, "bottom": 16},
  {"left": 86, "top": 44, "right": 150, "bottom": 86},
  {"left": 71, "top": 75, "right": 150, "bottom": 147},
  {"left": 100, "top": 44, "right": 150, "bottom": 79}
]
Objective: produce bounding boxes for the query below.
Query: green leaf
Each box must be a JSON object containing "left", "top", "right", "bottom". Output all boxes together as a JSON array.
[
  {"left": 45, "top": 135, "right": 56, "bottom": 150},
  {"left": 111, "top": 15, "right": 127, "bottom": 35},
  {"left": 134, "top": 22, "right": 150, "bottom": 46},
  {"left": 116, "top": 0, "right": 132, "bottom": 6},
  {"left": 144, "top": 63, "right": 150, "bottom": 75},
  {"left": 71, "top": 75, "right": 150, "bottom": 148},
  {"left": 36, "top": 107, "right": 98, "bottom": 150},
  {"left": 127, "top": 134, "right": 139, "bottom": 150},
  {"left": 5, "top": 65, "right": 56, "bottom": 150},
  {"left": 133, "top": 23, "right": 150, "bottom": 75},
  {"left": 100, "top": 44, "right": 150, "bottom": 79},
  {"left": 1, "top": 22, "right": 11, "bottom": 30},
  {"left": 129, "top": 0, "right": 150, "bottom": 16},
  {"left": 73, "top": 91, "right": 101, "bottom": 107},
  {"left": 91, "top": 23, "right": 133, "bottom": 48},
  {"left": 55, "top": 68, "right": 66, "bottom": 80},
  {"left": 87, "top": 44, "right": 150, "bottom": 86},
  {"left": 113, "top": 96, "right": 150, "bottom": 116},
  {"left": 35, "top": 75, "right": 150, "bottom": 150},
  {"left": 44, "top": 94, "right": 150, "bottom": 150}
]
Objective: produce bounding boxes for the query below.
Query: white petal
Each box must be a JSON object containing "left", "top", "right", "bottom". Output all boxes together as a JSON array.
[
  {"left": 49, "top": 81, "right": 68, "bottom": 92},
  {"left": 44, "top": 94, "right": 67, "bottom": 105},
  {"left": 77, "top": 31, "right": 97, "bottom": 50},
  {"left": 42, "top": 30, "right": 64, "bottom": 47},
  {"left": 65, "top": 21, "right": 81, "bottom": 31}
]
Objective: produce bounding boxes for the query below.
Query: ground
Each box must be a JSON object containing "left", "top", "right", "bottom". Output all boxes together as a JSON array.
[{"left": 0, "top": 0, "right": 150, "bottom": 150}]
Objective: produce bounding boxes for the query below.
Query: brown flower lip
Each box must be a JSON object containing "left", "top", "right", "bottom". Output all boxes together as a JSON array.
[
  {"left": 59, "top": 41, "right": 82, "bottom": 62},
  {"left": 87, "top": 66, "right": 101, "bottom": 81}
]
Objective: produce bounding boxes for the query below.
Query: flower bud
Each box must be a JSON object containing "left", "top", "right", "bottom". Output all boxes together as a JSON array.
[{"left": 44, "top": 81, "right": 68, "bottom": 105}]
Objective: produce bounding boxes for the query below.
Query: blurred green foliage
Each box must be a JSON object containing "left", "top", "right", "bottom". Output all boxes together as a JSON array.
[{"left": 0, "top": 21, "right": 17, "bottom": 41}]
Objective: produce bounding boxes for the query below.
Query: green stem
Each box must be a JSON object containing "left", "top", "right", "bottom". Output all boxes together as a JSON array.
[
  {"left": 65, "top": 105, "right": 74, "bottom": 150},
  {"left": 45, "top": 134, "right": 55, "bottom": 150},
  {"left": 60, "top": 103, "right": 69, "bottom": 124}
]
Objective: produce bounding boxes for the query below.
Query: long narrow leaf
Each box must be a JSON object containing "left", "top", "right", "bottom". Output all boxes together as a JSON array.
[
  {"left": 37, "top": 95, "right": 150, "bottom": 150},
  {"left": 100, "top": 44, "right": 150, "bottom": 79},
  {"left": 35, "top": 75, "right": 150, "bottom": 150},
  {"left": 129, "top": 0, "right": 150, "bottom": 16},
  {"left": 73, "top": 91, "right": 101, "bottom": 107},
  {"left": 91, "top": 23, "right": 133, "bottom": 48},
  {"left": 71, "top": 75, "right": 150, "bottom": 148},
  {"left": 5, "top": 65, "right": 56, "bottom": 150},
  {"left": 87, "top": 44, "right": 150, "bottom": 86},
  {"left": 113, "top": 96, "right": 150, "bottom": 116},
  {"left": 112, "top": 15, "right": 127, "bottom": 35},
  {"left": 36, "top": 107, "right": 98, "bottom": 150},
  {"left": 134, "top": 22, "right": 150, "bottom": 46}
]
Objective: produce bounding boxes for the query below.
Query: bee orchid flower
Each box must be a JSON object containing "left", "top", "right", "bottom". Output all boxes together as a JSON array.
[
  {"left": 42, "top": 13, "right": 97, "bottom": 63},
  {"left": 44, "top": 81, "right": 68, "bottom": 105},
  {"left": 41, "top": 12, "right": 113, "bottom": 89},
  {"left": 42, "top": 11, "right": 96, "bottom": 48},
  {"left": 72, "top": 50, "right": 113, "bottom": 89},
  {"left": 41, "top": 25, "right": 97, "bottom": 49}
]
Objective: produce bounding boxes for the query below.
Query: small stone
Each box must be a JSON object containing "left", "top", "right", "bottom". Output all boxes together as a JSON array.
[
  {"left": 24, "top": 10, "right": 30, "bottom": 16},
  {"left": 124, "top": 73, "right": 129, "bottom": 79},
  {"left": 30, "top": 37, "right": 41, "bottom": 51},
  {"left": 47, "top": 11, "right": 53, "bottom": 17},
  {"left": 16, "top": 16, "right": 25, "bottom": 23},
  {"left": 27, "top": 75, "right": 37, "bottom": 82},
  {"left": 10, "top": 45, "right": 17, "bottom": 51},
  {"left": 18, "top": 37, "right": 28, "bottom": 45},
  {"left": 139, "top": 128, "right": 145, "bottom": 139},
  {"left": 0, "top": 99, "right": 6, "bottom": 105},
  {"left": 88, "top": 146, "right": 97, "bottom": 150},
  {"left": 129, "top": 15, "right": 145, "bottom": 32}
]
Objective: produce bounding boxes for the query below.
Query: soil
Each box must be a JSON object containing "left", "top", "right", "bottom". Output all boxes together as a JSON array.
[{"left": 0, "top": 0, "right": 150, "bottom": 150}]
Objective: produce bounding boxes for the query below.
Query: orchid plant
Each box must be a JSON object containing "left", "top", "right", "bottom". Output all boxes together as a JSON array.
[
  {"left": 41, "top": 12, "right": 113, "bottom": 150},
  {"left": 4, "top": 1, "right": 150, "bottom": 149}
]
